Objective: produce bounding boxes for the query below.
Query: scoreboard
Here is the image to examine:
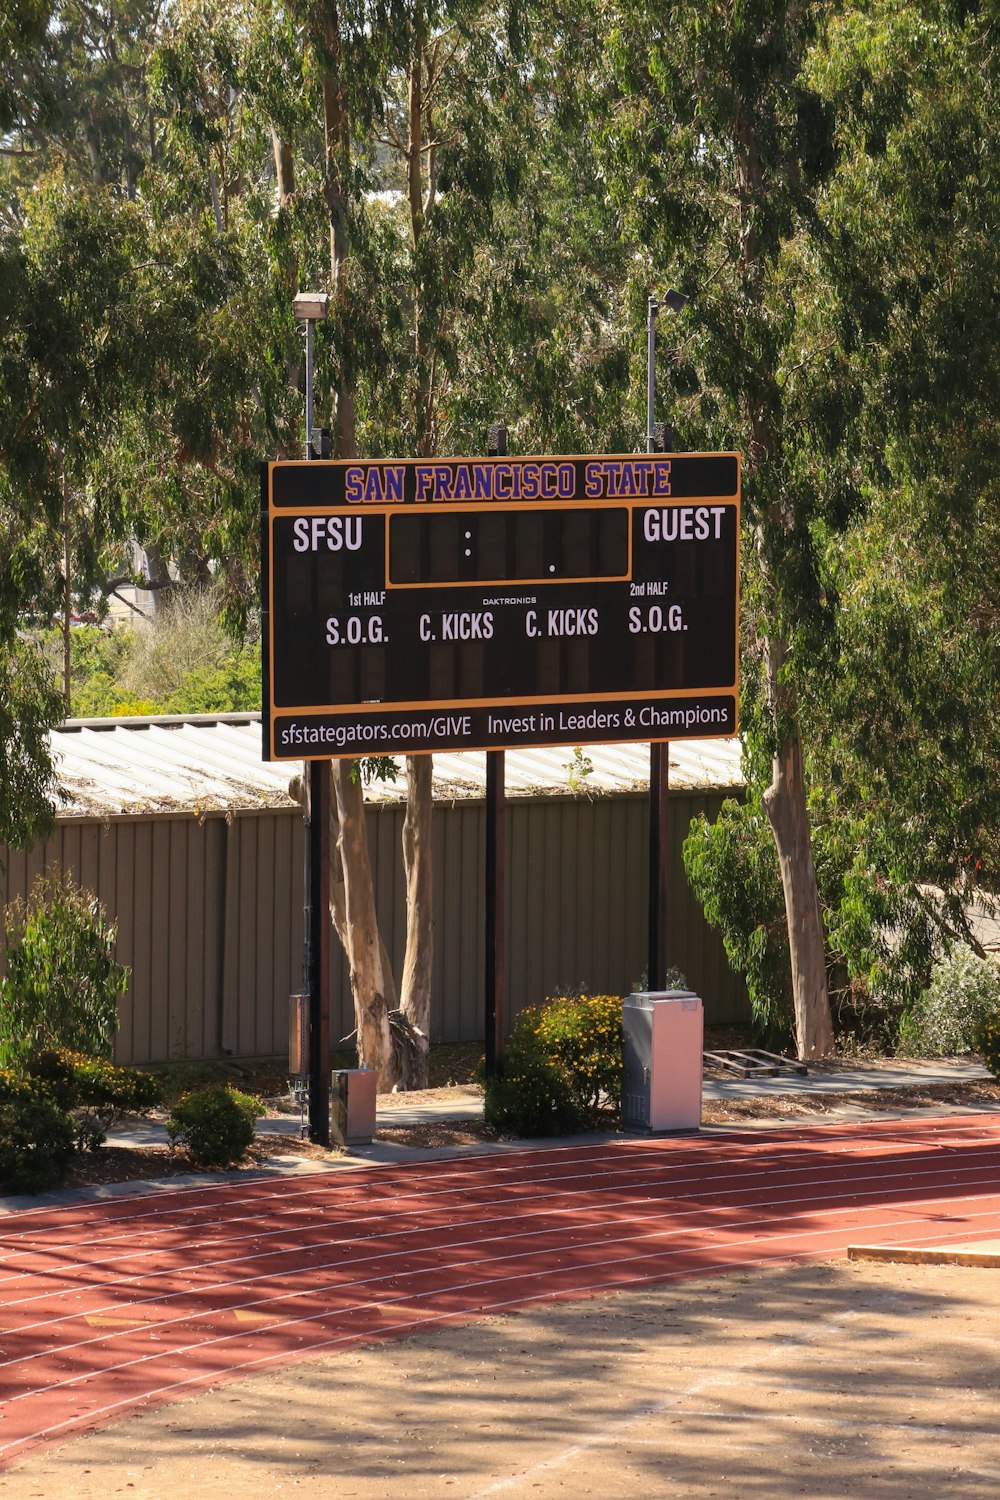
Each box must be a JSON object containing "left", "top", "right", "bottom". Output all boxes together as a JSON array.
[{"left": 261, "top": 452, "right": 740, "bottom": 760}]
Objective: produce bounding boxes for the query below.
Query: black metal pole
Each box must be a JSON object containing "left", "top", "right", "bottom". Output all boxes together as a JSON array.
[
  {"left": 484, "top": 748, "right": 506, "bottom": 1078},
  {"left": 308, "top": 759, "right": 331, "bottom": 1144},
  {"left": 647, "top": 414, "right": 672, "bottom": 992},
  {"left": 302, "top": 308, "right": 331, "bottom": 1145},
  {"left": 648, "top": 741, "right": 670, "bottom": 991},
  {"left": 484, "top": 422, "right": 508, "bottom": 1078}
]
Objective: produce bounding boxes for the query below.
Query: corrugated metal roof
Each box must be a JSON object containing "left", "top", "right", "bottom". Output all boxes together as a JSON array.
[{"left": 51, "top": 714, "right": 743, "bottom": 817}]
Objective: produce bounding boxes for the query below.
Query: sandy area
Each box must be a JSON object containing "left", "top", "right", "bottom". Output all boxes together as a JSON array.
[{"left": 3, "top": 1257, "right": 999, "bottom": 1498}]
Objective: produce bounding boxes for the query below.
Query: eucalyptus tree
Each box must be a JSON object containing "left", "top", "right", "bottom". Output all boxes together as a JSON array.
[
  {"left": 0, "top": 177, "right": 155, "bottom": 841},
  {"left": 147, "top": 0, "right": 567, "bottom": 1084},
  {"left": 801, "top": 0, "right": 1000, "bottom": 979},
  {"left": 588, "top": 0, "right": 871, "bottom": 1056},
  {"left": 656, "top": 2, "right": 1000, "bottom": 1048}
]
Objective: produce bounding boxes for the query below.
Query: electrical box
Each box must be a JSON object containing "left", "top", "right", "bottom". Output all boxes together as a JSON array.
[
  {"left": 621, "top": 990, "right": 703, "bottom": 1132},
  {"left": 330, "top": 1068, "right": 377, "bottom": 1146}
]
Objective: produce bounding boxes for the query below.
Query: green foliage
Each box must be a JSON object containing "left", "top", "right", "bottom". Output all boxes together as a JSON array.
[
  {"left": 975, "top": 1010, "right": 1000, "bottom": 1082},
  {"left": 39, "top": 590, "right": 262, "bottom": 719},
  {"left": 24, "top": 1049, "right": 161, "bottom": 1151},
  {"left": 0, "top": 868, "right": 129, "bottom": 1066},
  {"left": 900, "top": 950, "right": 1000, "bottom": 1059},
  {"left": 0, "top": 636, "right": 62, "bottom": 850},
  {"left": 484, "top": 995, "right": 623, "bottom": 1136},
  {"left": 166, "top": 1084, "right": 265, "bottom": 1169},
  {"left": 684, "top": 793, "right": 792, "bottom": 1039},
  {"left": 684, "top": 769, "right": 944, "bottom": 1049},
  {"left": 0, "top": 1071, "right": 76, "bottom": 1195}
]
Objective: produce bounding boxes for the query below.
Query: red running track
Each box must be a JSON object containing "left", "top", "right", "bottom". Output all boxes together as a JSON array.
[{"left": 3, "top": 1113, "right": 1000, "bottom": 1469}]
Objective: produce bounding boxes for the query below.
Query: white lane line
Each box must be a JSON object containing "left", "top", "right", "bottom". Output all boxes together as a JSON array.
[
  {"left": 1, "top": 1228, "right": 953, "bottom": 1466},
  {"left": 4, "top": 1188, "right": 1000, "bottom": 1394},
  {"left": 5, "top": 1133, "right": 999, "bottom": 1274},
  {"left": 4, "top": 1114, "right": 996, "bottom": 1244},
  {"left": 4, "top": 1148, "right": 1000, "bottom": 1311}
]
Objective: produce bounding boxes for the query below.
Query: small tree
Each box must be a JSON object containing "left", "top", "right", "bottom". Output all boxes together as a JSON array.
[{"left": 0, "top": 867, "right": 129, "bottom": 1066}]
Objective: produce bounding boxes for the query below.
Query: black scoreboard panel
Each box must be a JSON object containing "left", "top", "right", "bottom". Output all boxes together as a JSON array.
[{"left": 262, "top": 453, "right": 740, "bottom": 760}]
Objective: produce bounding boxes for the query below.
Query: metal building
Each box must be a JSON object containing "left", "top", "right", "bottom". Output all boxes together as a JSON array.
[{"left": 0, "top": 715, "right": 750, "bottom": 1064}]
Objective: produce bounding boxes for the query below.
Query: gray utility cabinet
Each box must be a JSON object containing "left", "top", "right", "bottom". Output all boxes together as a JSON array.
[
  {"left": 621, "top": 990, "right": 703, "bottom": 1132},
  {"left": 330, "top": 1068, "right": 377, "bottom": 1145}
]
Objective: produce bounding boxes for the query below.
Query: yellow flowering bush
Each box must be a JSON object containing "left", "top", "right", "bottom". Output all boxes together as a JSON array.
[
  {"left": 484, "top": 994, "right": 624, "bottom": 1136},
  {"left": 25, "top": 1049, "right": 162, "bottom": 1150}
]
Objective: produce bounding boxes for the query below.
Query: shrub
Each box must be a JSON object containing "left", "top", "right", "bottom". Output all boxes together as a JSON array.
[
  {"left": 899, "top": 948, "right": 1000, "bottom": 1057},
  {"left": 0, "top": 867, "right": 129, "bottom": 1067},
  {"left": 484, "top": 995, "right": 624, "bottom": 1136},
  {"left": 166, "top": 1084, "right": 265, "bottom": 1169},
  {"left": 0, "top": 1072, "right": 76, "bottom": 1195},
  {"left": 532, "top": 994, "right": 624, "bottom": 1116},
  {"left": 976, "top": 1011, "right": 1000, "bottom": 1080},
  {"left": 484, "top": 1049, "right": 583, "bottom": 1137},
  {"left": 25, "top": 1050, "right": 161, "bottom": 1151}
]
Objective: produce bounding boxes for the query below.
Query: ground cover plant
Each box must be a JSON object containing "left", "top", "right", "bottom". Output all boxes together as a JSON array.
[
  {"left": 0, "top": 1070, "right": 77, "bottom": 1195},
  {"left": 25, "top": 1049, "right": 162, "bottom": 1150}
]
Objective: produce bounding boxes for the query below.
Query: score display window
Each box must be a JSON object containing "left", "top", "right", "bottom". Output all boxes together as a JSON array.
[
  {"left": 387, "top": 506, "right": 630, "bottom": 587},
  {"left": 262, "top": 453, "right": 740, "bottom": 760}
]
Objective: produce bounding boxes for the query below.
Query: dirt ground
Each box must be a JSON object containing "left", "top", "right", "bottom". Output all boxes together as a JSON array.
[{"left": 3, "top": 1257, "right": 999, "bottom": 1499}]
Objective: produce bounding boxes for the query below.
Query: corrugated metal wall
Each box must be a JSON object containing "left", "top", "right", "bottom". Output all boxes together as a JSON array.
[{"left": 0, "top": 790, "right": 749, "bottom": 1064}]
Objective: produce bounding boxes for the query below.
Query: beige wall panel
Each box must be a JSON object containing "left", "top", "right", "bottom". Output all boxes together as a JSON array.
[
  {"left": 112, "top": 821, "right": 137, "bottom": 1063},
  {"left": 2, "top": 789, "right": 749, "bottom": 1066}
]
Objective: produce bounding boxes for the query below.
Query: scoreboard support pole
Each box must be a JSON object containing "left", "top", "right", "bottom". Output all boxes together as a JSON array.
[
  {"left": 307, "top": 760, "right": 331, "bottom": 1145},
  {"left": 484, "top": 423, "right": 508, "bottom": 1079},
  {"left": 484, "top": 750, "right": 506, "bottom": 1079},
  {"left": 299, "top": 294, "right": 332, "bottom": 1147},
  {"left": 648, "top": 743, "right": 670, "bottom": 991},
  {"left": 647, "top": 406, "right": 673, "bottom": 992}
]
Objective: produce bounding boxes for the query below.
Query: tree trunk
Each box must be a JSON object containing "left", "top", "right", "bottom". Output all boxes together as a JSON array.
[
  {"left": 62, "top": 463, "right": 71, "bottom": 714},
  {"left": 735, "top": 69, "right": 835, "bottom": 1060},
  {"left": 272, "top": 130, "right": 295, "bottom": 209},
  {"left": 329, "top": 760, "right": 396, "bottom": 1087},
  {"left": 397, "top": 753, "right": 433, "bottom": 1088},
  {"left": 760, "top": 637, "right": 834, "bottom": 1059},
  {"left": 140, "top": 542, "right": 174, "bottom": 613}
]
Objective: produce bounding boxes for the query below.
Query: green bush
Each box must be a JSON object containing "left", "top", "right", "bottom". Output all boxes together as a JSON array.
[
  {"left": 0, "top": 1072, "right": 76, "bottom": 1195},
  {"left": 484, "top": 1050, "right": 583, "bottom": 1136},
  {"left": 975, "top": 1010, "right": 1000, "bottom": 1079},
  {"left": 899, "top": 948, "right": 1000, "bottom": 1057},
  {"left": 0, "top": 867, "right": 130, "bottom": 1067},
  {"left": 25, "top": 1050, "right": 161, "bottom": 1150},
  {"left": 484, "top": 995, "right": 624, "bottom": 1136},
  {"left": 166, "top": 1084, "right": 265, "bottom": 1169}
]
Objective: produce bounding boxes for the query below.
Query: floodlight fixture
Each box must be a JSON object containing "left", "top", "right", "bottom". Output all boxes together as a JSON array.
[
  {"left": 293, "top": 293, "right": 329, "bottom": 462},
  {"left": 293, "top": 292, "right": 329, "bottom": 322}
]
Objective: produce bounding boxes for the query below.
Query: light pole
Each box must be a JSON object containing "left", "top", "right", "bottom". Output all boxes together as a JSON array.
[
  {"left": 292, "top": 290, "right": 331, "bottom": 1144},
  {"left": 646, "top": 288, "right": 688, "bottom": 453},
  {"left": 293, "top": 292, "right": 329, "bottom": 459},
  {"left": 645, "top": 286, "right": 687, "bottom": 991}
]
